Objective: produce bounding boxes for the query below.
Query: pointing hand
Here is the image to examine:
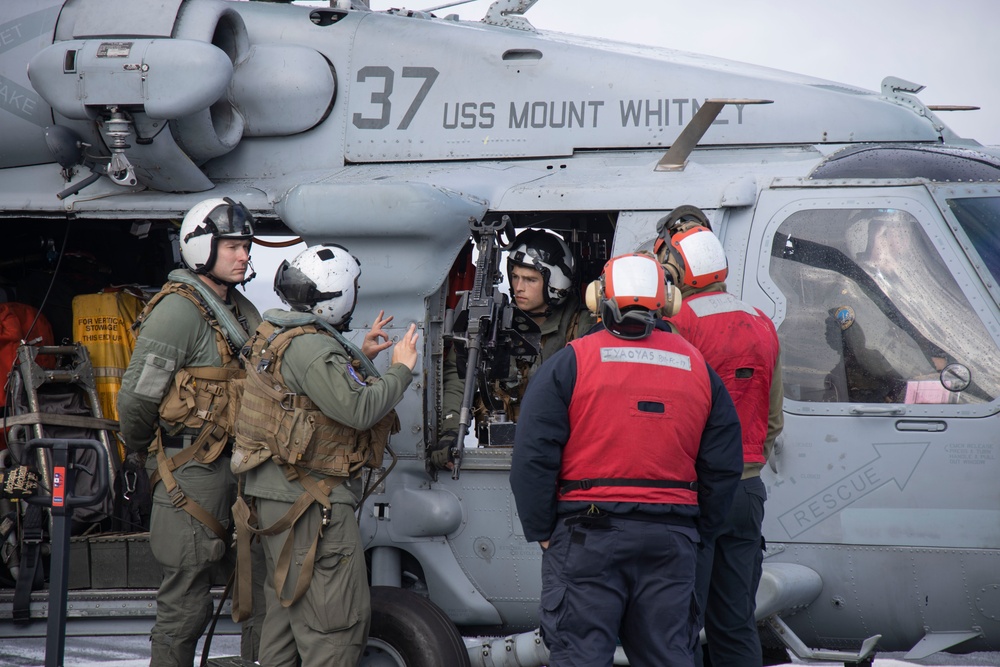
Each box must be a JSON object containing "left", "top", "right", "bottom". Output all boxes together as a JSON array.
[
  {"left": 391, "top": 323, "right": 419, "bottom": 370},
  {"left": 362, "top": 310, "right": 394, "bottom": 360}
]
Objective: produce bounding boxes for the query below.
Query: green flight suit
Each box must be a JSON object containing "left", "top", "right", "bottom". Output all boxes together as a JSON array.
[
  {"left": 243, "top": 311, "right": 412, "bottom": 667},
  {"left": 118, "top": 269, "right": 262, "bottom": 667}
]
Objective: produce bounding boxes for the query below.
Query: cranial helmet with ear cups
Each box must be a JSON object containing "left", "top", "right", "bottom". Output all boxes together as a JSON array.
[
  {"left": 653, "top": 206, "right": 728, "bottom": 289},
  {"left": 584, "top": 253, "right": 679, "bottom": 339},
  {"left": 274, "top": 244, "right": 361, "bottom": 329}
]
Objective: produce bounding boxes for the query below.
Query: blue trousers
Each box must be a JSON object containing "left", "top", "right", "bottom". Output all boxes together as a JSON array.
[
  {"left": 540, "top": 513, "right": 699, "bottom": 667},
  {"left": 695, "top": 476, "right": 767, "bottom": 667}
]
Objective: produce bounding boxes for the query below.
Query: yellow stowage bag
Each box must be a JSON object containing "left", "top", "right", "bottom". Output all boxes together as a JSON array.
[{"left": 72, "top": 290, "right": 144, "bottom": 461}]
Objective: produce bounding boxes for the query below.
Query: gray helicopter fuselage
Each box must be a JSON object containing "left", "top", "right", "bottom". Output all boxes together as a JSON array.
[{"left": 1, "top": 0, "right": 998, "bottom": 660}]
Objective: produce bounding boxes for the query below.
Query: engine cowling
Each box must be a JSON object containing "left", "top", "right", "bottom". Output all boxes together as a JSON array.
[{"left": 19, "top": 0, "right": 335, "bottom": 192}]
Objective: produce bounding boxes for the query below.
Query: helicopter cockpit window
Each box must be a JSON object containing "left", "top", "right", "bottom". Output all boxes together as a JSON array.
[
  {"left": 946, "top": 196, "right": 1000, "bottom": 287},
  {"left": 769, "top": 207, "right": 1000, "bottom": 405}
]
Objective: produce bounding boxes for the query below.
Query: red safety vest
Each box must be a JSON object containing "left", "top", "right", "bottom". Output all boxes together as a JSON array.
[
  {"left": 559, "top": 328, "right": 710, "bottom": 505},
  {"left": 669, "top": 292, "right": 779, "bottom": 465}
]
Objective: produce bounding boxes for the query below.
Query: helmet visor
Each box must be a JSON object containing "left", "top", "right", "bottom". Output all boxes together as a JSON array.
[
  {"left": 209, "top": 199, "right": 255, "bottom": 237},
  {"left": 274, "top": 261, "right": 343, "bottom": 312}
]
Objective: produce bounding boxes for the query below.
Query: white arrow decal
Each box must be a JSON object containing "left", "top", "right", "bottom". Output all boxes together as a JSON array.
[{"left": 777, "top": 442, "right": 928, "bottom": 538}]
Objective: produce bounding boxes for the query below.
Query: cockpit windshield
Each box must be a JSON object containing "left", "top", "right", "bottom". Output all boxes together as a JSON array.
[
  {"left": 768, "top": 206, "right": 1000, "bottom": 406},
  {"left": 946, "top": 196, "right": 1000, "bottom": 288}
]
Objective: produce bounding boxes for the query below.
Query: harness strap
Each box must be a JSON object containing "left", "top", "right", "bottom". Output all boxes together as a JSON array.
[
  {"left": 148, "top": 430, "right": 230, "bottom": 543},
  {"left": 566, "top": 307, "right": 584, "bottom": 343},
  {"left": 559, "top": 477, "right": 698, "bottom": 495},
  {"left": 244, "top": 359, "right": 313, "bottom": 412},
  {"left": 186, "top": 366, "right": 242, "bottom": 382},
  {"left": 230, "top": 495, "right": 258, "bottom": 623},
  {"left": 134, "top": 281, "right": 242, "bottom": 363},
  {"left": 12, "top": 504, "right": 45, "bottom": 624},
  {"left": 149, "top": 421, "right": 228, "bottom": 486},
  {"left": 251, "top": 324, "right": 320, "bottom": 385},
  {"left": 230, "top": 465, "right": 345, "bottom": 617}
]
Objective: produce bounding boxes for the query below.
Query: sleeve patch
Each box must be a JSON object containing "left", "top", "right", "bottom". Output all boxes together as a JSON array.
[{"left": 346, "top": 364, "right": 367, "bottom": 386}]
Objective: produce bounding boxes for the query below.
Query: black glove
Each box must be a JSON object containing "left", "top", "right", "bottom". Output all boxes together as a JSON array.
[
  {"left": 429, "top": 431, "right": 457, "bottom": 470},
  {"left": 1, "top": 466, "right": 39, "bottom": 499}
]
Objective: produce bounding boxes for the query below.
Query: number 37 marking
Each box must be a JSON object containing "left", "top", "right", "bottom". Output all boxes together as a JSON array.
[{"left": 352, "top": 66, "right": 439, "bottom": 130}]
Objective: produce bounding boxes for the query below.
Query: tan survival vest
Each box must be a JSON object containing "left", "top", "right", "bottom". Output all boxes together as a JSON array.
[
  {"left": 133, "top": 281, "right": 246, "bottom": 541},
  {"left": 230, "top": 320, "right": 398, "bottom": 618},
  {"left": 233, "top": 321, "right": 397, "bottom": 477}
]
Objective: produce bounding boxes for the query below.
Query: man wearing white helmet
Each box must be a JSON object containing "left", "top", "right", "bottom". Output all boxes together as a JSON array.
[
  {"left": 118, "top": 197, "right": 263, "bottom": 666},
  {"left": 436, "top": 228, "right": 595, "bottom": 467},
  {"left": 656, "top": 206, "right": 784, "bottom": 667},
  {"left": 511, "top": 252, "right": 742, "bottom": 666},
  {"left": 231, "top": 244, "right": 418, "bottom": 667}
]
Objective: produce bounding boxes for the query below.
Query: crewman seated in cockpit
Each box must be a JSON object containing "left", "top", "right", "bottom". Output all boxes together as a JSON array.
[
  {"left": 824, "top": 305, "right": 906, "bottom": 403},
  {"left": 433, "top": 229, "right": 595, "bottom": 469}
]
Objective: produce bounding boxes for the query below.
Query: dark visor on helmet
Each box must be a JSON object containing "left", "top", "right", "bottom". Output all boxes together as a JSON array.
[
  {"left": 274, "top": 261, "right": 343, "bottom": 311},
  {"left": 521, "top": 245, "right": 552, "bottom": 264},
  {"left": 509, "top": 233, "right": 573, "bottom": 280},
  {"left": 209, "top": 198, "right": 254, "bottom": 236}
]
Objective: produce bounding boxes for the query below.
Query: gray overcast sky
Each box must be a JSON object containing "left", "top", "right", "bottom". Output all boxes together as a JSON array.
[{"left": 390, "top": 0, "right": 998, "bottom": 146}]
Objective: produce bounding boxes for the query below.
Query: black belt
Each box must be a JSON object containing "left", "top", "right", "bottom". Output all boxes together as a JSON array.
[
  {"left": 562, "top": 508, "right": 697, "bottom": 529},
  {"left": 559, "top": 478, "right": 698, "bottom": 495},
  {"left": 161, "top": 433, "right": 233, "bottom": 457},
  {"left": 161, "top": 433, "right": 195, "bottom": 450}
]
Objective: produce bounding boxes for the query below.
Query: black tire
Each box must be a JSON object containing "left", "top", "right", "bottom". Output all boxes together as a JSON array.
[{"left": 361, "top": 586, "right": 471, "bottom": 667}]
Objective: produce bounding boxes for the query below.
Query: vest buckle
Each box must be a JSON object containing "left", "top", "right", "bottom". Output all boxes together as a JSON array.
[{"left": 168, "top": 486, "right": 187, "bottom": 508}]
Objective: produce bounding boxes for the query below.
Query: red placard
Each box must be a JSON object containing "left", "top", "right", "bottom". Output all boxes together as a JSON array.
[{"left": 53, "top": 466, "right": 65, "bottom": 507}]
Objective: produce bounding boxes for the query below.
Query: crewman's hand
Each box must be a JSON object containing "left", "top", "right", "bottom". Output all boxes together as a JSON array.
[
  {"left": 428, "top": 431, "right": 456, "bottom": 470},
  {"left": 539, "top": 540, "right": 550, "bottom": 551},
  {"left": 362, "top": 310, "right": 394, "bottom": 360},
  {"left": 0, "top": 466, "right": 39, "bottom": 499},
  {"left": 390, "top": 323, "right": 419, "bottom": 370}
]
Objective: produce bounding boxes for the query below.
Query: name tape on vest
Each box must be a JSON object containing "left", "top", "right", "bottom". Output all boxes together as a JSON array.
[
  {"left": 600, "top": 346, "right": 691, "bottom": 370},
  {"left": 689, "top": 294, "right": 759, "bottom": 318}
]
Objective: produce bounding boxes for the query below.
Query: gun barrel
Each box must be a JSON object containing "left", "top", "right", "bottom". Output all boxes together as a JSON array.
[
  {"left": 452, "top": 331, "right": 482, "bottom": 479},
  {"left": 451, "top": 215, "right": 515, "bottom": 479}
]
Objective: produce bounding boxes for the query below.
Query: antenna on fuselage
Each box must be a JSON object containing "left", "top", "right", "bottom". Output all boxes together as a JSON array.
[
  {"left": 927, "top": 105, "right": 980, "bottom": 112},
  {"left": 654, "top": 98, "right": 772, "bottom": 172}
]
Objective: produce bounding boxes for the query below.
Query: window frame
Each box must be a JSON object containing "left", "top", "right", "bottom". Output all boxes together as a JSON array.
[{"left": 746, "top": 184, "right": 1000, "bottom": 418}]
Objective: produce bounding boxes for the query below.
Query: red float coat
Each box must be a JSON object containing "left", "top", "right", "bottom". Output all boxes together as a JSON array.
[
  {"left": 0, "top": 303, "right": 55, "bottom": 407},
  {"left": 669, "top": 291, "right": 778, "bottom": 466},
  {"left": 558, "top": 328, "right": 711, "bottom": 505},
  {"left": 0, "top": 303, "right": 55, "bottom": 449}
]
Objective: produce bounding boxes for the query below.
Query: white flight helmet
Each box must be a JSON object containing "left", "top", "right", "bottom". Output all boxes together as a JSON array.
[
  {"left": 274, "top": 244, "right": 361, "bottom": 328},
  {"left": 179, "top": 197, "right": 255, "bottom": 276},
  {"left": 506, "top": 229, "right": 576, "bottom": 308}
]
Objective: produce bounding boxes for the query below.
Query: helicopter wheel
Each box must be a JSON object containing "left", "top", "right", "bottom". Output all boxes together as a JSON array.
[{"left": 361, "top": 586, "right": 471, "bottom": 667}]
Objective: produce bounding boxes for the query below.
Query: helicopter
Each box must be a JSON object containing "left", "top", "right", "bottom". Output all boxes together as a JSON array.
[{"left": 0, "top": 0, "right": 998, "bottom": 665}]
